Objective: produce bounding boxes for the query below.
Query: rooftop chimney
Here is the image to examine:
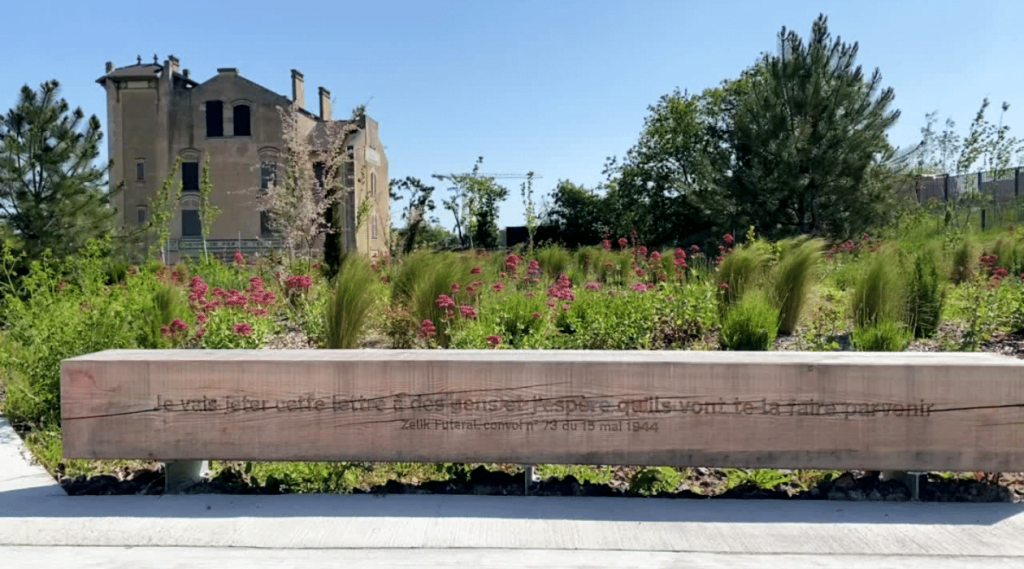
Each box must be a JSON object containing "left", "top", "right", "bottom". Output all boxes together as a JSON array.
[
  {"left": 105, "top": 61, "right": 114, "bottom": 73},
  {"left": 291, "top": 69, "right": 305, "bottom": 109},
  {"left": 183, "top": 69, "right": 190, "bottom": 78},
  {"left": 318, "top": 87, "right": 332, "bottom": 121},
  {"left": 217, "top": 67, "right": 239, "bottom": 76},
  {"left": 167, "top": 55, "right": 180, "bottom": 75}
]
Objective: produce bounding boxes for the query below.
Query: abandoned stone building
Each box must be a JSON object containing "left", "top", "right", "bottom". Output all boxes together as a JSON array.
[{"left": 96, "top": 55, "right": 389, "bottom": 263}]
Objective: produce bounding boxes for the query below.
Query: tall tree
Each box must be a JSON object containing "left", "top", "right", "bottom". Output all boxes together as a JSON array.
[
  {"left": 197, "top": 153, "right": 220, "bottom": 263},
  {"left": 544, "top": 180, "right": 609, "bottom": 247},
  {"left": 389, "top": 176, "right": 436, "bottom": 255},
  {"left": 0, "top": 80, "right": 120, "bottom": 259},
  {"left": 434, "top": 157, "right": 508, "bottom": 249},
  {"left": 728, "top": 14, "right": 900, "bottom": 238},
  {"left": 253, "top": 102, "right": 357, "bottom": 264}
]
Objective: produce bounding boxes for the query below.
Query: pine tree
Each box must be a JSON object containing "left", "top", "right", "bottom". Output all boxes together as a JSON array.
[
  {"left": 728, "top": 14, "right": 901, "bottom": 238},
  {"left": 0, "top": 80, "right": 121, "bottom": 259}
]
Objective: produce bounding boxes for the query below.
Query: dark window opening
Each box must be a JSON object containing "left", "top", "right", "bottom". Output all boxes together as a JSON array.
[
  {"left": 260, "top": 211, "right": 273, "bottom": 237},
  {"left": 182, "top": 162, "right": 199, "bottom": 191},
  {"left": 260, "top": 162, "right": 276, "bottom": 189},
  {"left": 371, "top": 214, "right": 378, "bottom": 239},
  {"left": 371, "top": 172, "right": 377, "bottom": 197},
  {"left": 233, "top": 105, "right": 251, "bottom": 136},
  {"left": 136, "top": 162, "right": 145, "bottom": 182},
  {"left": 205, "top": 101, "right": 224, "bottom": 137},
  {"left": 182, "top": 210, "right": 202, "bottom": 237},
  {"left": 137, "top": 208, "right": 146, "bottom": 225},
  {"left": 314, "top": 161, "right": 327, "bottom": 190}
]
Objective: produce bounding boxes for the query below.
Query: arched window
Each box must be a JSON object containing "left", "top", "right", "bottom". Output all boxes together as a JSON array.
[
  {"left": 205, "top": 100, "right": 224, "bottom": 137},
  {"left": 233, "top": 104, "right": 251, "bottom": 136}
]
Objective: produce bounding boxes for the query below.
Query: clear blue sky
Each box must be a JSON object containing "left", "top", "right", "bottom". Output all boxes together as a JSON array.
[{"left": 2, "top": 0, "right": 1022, "bottom": 232}]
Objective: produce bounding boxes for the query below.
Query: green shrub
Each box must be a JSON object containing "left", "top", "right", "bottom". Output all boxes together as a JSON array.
[
  {"left": 907, "top": 249, "right": 946, "bottom": 339},
  {"left": 535, "top": 245, "right": 572, "bottom": 280},
  {"left": 718, "top": 289, "right": 779, "bottom": 351},
  {"left": 717, "top": 242, "right": 772, "bottom": 310},
  {"left": 771, "top": 237, "right": 823, "bottom": 335},
  {"left": 852, "top": 319, "right": 911, "bottom": 352},
  {"left": 551, "top": 287, "right": 660, "bottom": 350},
  {"left": 390, "top": 251, "right": 440, "bottom": 307},
  {"left": 989, "top": 237, "right": 1024, "bottom": 276},
  {"left": 325, "top": 255, "right": 378, "bottom": 349},
  {"left": 950, "top": 238, "right": 975, "bottom": 285},
  {"left": 851, "top": 249, "right": 908, "bottom": 329},
  {"left": 449, "top": 291, "right": 550, "bottom": 349},
  {"left": 410, "top": 258, "right": 466, "bottom": 347}
]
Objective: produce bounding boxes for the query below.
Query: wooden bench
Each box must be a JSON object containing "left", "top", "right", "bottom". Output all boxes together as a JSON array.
[{"left": 61, "top": 349, "right": 1024, "bottom": 489}]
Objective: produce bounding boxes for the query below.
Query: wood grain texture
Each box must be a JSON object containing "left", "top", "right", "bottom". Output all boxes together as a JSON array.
[{"left": 60, "top": 349, "right": 1024, "bottom": 471}]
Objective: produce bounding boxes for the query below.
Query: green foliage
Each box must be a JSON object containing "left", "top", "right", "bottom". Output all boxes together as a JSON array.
[
  {"left": 0, "top": 240, "right": 158, "bottom": 428},
  {"left": 435, "top": 157, "right": 509, "bottom": 249},
  {"left": 544, "top": 181, "right": 608, "bottom": 248},
  {"left": 535, "top": 245, "right": 571, "bottom": 280},
  {"left": 852, "top": 319, "right": 911, "bottom": 352},
  {"left": 390, "top": 176, "right": 437, "bottom": 255},
  {"left": 450, "top": 292, "right": 550, "bottom": 349},
  {"left": 198, "top": 153, "right": 220, "bottom": 263},
  {"left": 725, "top": 468, "right": 792, "bottom": 491},
  {"left": 716, "top": 241, "right": 772, "bottom": 310},
  {"left": 771, "top": 237, "right": 823, "bottom": 335},
  {"left": 390, "top": 250, "right": 439, "bottom": 307},
  {"left": 325, "top": 255, "right": 378, "bottom": 349},
  {"left": 629, "top": 466, "right": 684, "bottom": 496},
  {"left": 149, "top": 157, "right": 183, "bottom": 262},
  {"left": 950, "top": 238, "right": 975, "bottom": 285},
  {"left": 553, "top": 288, "right": 661, "bottom": 350},
  {"left": 906, "top": 249, "right": 946, "bottom": 338},
  {"left": 200, "top": 309, "right": 273, "bottom": 349},
  {"left": 0, "top": 79, "right": 119, "bottom": 261},
  {"left": 410, "top": 258, "right": 466, "bottom": 347},
  {"left": 850, "top": 249, "right": 908, "bottom": 329},
  {"left": 718, "top": 289, "right": 779, "bottom": 351},
  {"left": 728, "top": 14, "right": 902, "bottom": 238}
]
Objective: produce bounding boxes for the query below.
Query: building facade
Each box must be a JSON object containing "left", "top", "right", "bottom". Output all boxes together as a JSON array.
[{"left": 97, "top": 55, "right": 389, "bottom": 263}]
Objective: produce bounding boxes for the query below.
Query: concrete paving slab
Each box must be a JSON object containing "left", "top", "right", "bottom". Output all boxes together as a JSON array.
[
  {"left": 2, "top": 492, "right": 1024, "bottom": 557},
  {"left": 2, "top": 546, "right": 1021, "bottom": 569},
  {"left": 0, "top": 415, "right": 64, "bottom": 498},
  {"left": 2, "top": 412, "right": 1022, "bottom": 566}
]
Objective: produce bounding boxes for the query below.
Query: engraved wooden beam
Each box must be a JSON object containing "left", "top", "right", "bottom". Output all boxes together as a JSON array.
[{"left": 61, "top": 349, "right": 1024, "bottom": 471}]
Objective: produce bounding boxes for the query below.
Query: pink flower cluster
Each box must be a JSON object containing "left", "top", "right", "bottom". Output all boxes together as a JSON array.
[
  {"left": 285, "top": 275, "right": 313, "bottom": 291},
  {"left": 547, "top": 274, "right": 576, "bottom": 302},
  {"left": 160, "top": 318, "right": 189, "bottom": 338}
]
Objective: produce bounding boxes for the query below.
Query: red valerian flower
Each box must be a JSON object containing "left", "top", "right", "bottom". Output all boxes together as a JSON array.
[
  {"left": 636, "top": 245, "right": 648, "bottom": 259},
  {"left": 585, "top": 281, "right": 601, "bottom": 291},
  {"left": 723, "top": 233, "right": 735, "bottom": 245},
  {"left": 169, "top": 318, "right": 189, "bottom": 333},
  {"left": 719, "top": 282, "right": 730, "bottom": 291},
  {"left": 650, "top": 251, "right": 661, "bottom": 263},
  {"left": 547, "top": 299, "right": 557, "bottom": 308},
  {"left": 196, "top": 312, "right": 208, "bottom": 324},
  {"left": 451, "top": 282, "right": 461, "bottom": 294},
  {"left": 492, "top": 281, "right": 505, "bottom": 292},
  {"left": 436, "top": 294, "right": 456, "bottom": 309},
  {"left": 421, "top": 319, "right": 437, "bottom": 338},
  {"left": 195, "top": 327, "right": 206, "bottom": 339},
  {"left": 689, "top": 244, "right": 700, "bottom": 254},
  {"left": 618, "top": 237, "right": 629, "bottom": 249},
  {"left": 532, "top": 312, "right": 541, "bottom": 319},
  {"left": 470, "top": 266, "right": 482, "bottom": 275},
  {"left": 657, "top": 273, "right": 667, "bottom": 281},
  {"left": 630, "top": 282, "right": 648, "bottom": 292},
  {"left": 285, "top": 275, "right": 313, "bottom": 291},
  {"left": 505, "top": 253, "right": 520, "bottom": 272},
  {"left": 234, "top": 251, "right": 245, "bottom": 266},
  {"left": 459, "top": 305, "right": 478, "bottom": 318},
  {"left": 601, "top": 239, "right": 612, "bottom": 251},
  {"left": 527, "top": 259, "right": 541, "bottom": 276},
  {"left": 233, "top": 322, "right": 253, "bottom": 336},
  {"left": 486, "top": 335, "right": 501, "bottom": 346}
]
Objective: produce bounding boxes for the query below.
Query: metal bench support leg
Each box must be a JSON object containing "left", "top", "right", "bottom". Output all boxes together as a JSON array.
[{"left": 164, "top": 460, "right": 209, "bottom": 493}]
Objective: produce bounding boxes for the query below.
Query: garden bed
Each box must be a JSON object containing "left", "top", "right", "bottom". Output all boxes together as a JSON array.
[{"left": 55, "top": 462, "right": 1024, "bottom": 502}]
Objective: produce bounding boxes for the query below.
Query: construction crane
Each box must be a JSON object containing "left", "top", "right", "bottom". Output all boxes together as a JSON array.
[{"left": 431, "top": 172, "right": 542, "bottom": 180}]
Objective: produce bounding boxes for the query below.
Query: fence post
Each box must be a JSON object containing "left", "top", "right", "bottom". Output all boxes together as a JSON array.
[
  {"left": 1016, "top": 167, "right": 1020, "bottom": 198},
  {"left": 944, "top": 174, "right": 949, "bottom": 202},
  {"left": 982, "top": 209, "right": 987, "bottom": 231}
]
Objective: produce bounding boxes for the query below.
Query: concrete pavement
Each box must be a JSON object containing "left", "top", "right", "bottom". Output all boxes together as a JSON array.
[{"left": 3, "top": 414, "right": 1024, "bottom": 568}]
